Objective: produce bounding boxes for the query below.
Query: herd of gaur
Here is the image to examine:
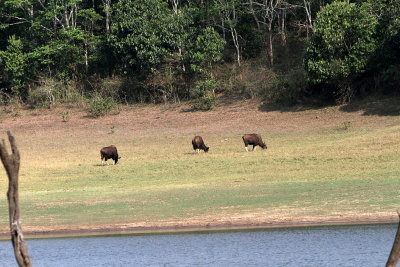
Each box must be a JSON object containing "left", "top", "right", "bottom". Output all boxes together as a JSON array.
[{"left": 100, "top": 133, "right": 267, "bottom": 165}]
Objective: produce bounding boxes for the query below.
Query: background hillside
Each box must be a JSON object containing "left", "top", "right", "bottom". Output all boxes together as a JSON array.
[{"left": 0, "top": 0, "right": 399, "bottom": 114}]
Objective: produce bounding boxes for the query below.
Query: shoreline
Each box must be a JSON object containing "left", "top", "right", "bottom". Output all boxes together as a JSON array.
[{"left": 0, "top": 216, "right": 398, "bottom": 240}]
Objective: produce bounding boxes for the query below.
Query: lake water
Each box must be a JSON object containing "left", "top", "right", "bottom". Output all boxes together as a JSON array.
[{"left": 0, "top": 224, "right": 397, "bottom": 266}]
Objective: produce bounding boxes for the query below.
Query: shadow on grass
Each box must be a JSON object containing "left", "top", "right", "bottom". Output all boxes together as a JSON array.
[
  {"left": 183, "top": 152, "right": 210, "bottom": 155},
  {"left": 258, "top": 101, "right": 325, "bottom": 113},
  {"left": 181, "top": 106, "right": 212, "bottom": 113},
  {"left": 180, "top": 107, "right": 197, "bottom": 112},
  {"left": 258, "top": 96, "right": 400, "bottom": 116},
  {"left": 339, "top": 97, "right": 400, "bottom": 116}
]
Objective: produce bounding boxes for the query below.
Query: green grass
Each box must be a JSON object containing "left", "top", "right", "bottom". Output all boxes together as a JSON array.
[{"left": 0, "top": 118, "right": 400, "bottom": 231}]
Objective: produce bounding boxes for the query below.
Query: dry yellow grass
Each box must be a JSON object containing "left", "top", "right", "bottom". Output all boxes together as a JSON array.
[{"left": 0, "top": 98, "right": 399, "bottom": 235}]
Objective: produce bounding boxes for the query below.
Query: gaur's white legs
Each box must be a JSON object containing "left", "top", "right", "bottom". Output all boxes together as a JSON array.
[
  {"left": 245, "top": 146, "right": 248, "bottom": 152},
  {"left": 253, "top": 146, "right": 256, "bottom": 151},
  {"left": 197, "top": 149, "right": 200, "bottom": 154},
  {"left": 106, "top": 161, "right": 109, "bottom": 166}
]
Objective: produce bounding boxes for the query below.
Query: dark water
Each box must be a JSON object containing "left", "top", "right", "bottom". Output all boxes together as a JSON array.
[{"left": 0, "top": 224, "right": 396, "bottom": 266}]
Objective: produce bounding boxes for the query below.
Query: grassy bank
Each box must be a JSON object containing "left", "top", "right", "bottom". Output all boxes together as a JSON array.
[{"left": 0, "top": 99, "right": 399, "bottom": 234}]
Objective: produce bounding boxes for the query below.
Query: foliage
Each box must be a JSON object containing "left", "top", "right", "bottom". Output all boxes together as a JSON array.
[
  {"left": 0, "top": 36, "right": 26, "bottom": 95},
  {"left": 87, "top": 94, "right": 118, "bottom": 118},
  {"left": 371, "top": 0, "right": 400, "bottom": 92},
  {"left": 223, "top": 62, "right": 277, "bottom": 99},
  {"left": 60, "top": 111, "right": 70, "bottom": 122},
  {"left": 27, "top": 87, "right": 56, "bottom": 109},
  {"left": 190, "top": 78, "right": 219, "bottom": 110},
  {"left": 0, "top": 0, "right": 399, "bottom": 107},
  {"left": 304, "top": 1, "right": 378, "bottom": 102},
  {"left": 27, "top": 77, "right": 85, "bottom": 108},
  {"left": 343, "top": 121, "right": 351, "bottom": 130},
  {"left": 184, "top": 27, "right": 226, "bottom": 75},
  {"left": 109, "top": 3, "right": 225, "bottom": 101},
  {"left": 267, "top": 68, "right": 307, "bottom": 105},
  {"left": 109, "top": 0, "right": 175, "bottom": 73},
  {"left": 110, "top": 125, "right": 115, "bottom": 134}
]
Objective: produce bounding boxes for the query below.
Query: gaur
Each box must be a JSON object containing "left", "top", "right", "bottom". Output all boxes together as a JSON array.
[
  {"left": 242, "top": 134, "right": 267, "bottom": 152},
  {"left": 192, "top": 136, "right": 209, "bottom": 153},
  {"left": 100, "top": 145, "right": 120, "bottom": 165}
]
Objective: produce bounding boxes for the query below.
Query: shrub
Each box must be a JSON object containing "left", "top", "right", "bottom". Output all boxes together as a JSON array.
[
  {"left": 27, "top": 86, "right": 56, "bottom": 109},
  {"left": 0, "top": 36, "right": 26, "bottom": 96},
  {"left": 60, "top": 111, "right": 70, "bottom": 122},
  {"left": 28, "top": 77, "right": 85, "bottom": 109},
  {"left": 87, "top": 95, "right": 118, "bottom": 118},
  {"left": 266, "top": 68, "right": 306, "bottom": 105},
  {"left": 343, "top": 121, "right": 351, "bottom": 130},
  {"left": 220, "top": 61, "right": 277, "bottom": 99},
  {"left": 190, "top": 78, "right": 219, "bottom": 110},
  {"left": 1, "top": 95, "right": 21, "bottom": 116}
]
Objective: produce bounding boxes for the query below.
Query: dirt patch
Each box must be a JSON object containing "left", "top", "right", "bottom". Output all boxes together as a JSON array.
[
  {"left": 0, "top": 211, "right": 397, "bottom": 238},
  {"left": 1, "top": 99, "right": 394, "bottom": 138}
]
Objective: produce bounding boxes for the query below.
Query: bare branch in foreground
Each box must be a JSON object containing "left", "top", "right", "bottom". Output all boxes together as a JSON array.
[
  {"left": 0, "top": 131, "right": 31, "bottom": 267},
  {"left": 386, "top": 211, "right": 400, "bottom": 267}
]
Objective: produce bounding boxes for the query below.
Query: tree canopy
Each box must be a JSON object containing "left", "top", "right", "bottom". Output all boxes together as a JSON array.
[{"left": 0, "top": 0, "right": 399, "bottom": 107}]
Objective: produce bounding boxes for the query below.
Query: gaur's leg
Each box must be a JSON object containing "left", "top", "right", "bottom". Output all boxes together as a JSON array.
[{"left": 253, "top": 145, "right": 256, "bottom": 151}]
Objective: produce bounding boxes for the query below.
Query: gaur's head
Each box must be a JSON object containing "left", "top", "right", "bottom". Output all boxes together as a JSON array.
[
  {"left": 204, "top": 146, "right": 209, "bottom": 152},
  {"left": 114, "top": 155, "right": 121, "bottom": 164},
  {"left": 261, "top": 142, "right": 267, "bottom": 149}
]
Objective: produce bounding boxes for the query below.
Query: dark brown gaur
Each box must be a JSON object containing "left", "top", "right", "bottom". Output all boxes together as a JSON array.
[
  {"left": 100, "top": 145, "right": 120, "bottom": 165},
  {"left": 192, "top": 136, "right": 209, "bottom": 153},
  {"left": 242, "top": 134, "right": 267, "bottom": 152}
]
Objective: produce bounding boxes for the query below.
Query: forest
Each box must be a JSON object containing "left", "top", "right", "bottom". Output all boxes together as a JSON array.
[{"left": 0, "top": 0, "right": 399, "bottom": 113}]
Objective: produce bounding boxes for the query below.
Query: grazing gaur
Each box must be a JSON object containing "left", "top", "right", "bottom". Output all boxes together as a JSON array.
[
  {"left": 242, "top": 134, "right": 267, "bottom": 152},
  {"left": 192, "top": 136, "right": 209, "bottom": 153},
  {"left": 100, "top": 145, "right": 120, "bottom": 165}
]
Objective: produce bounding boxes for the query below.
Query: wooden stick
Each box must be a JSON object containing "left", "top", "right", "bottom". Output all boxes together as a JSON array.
[
  {"left": 386, "top": 211, "right": 400, "bottom": 267},
  {"left": 0, "top": 131, "right": 31, "bottom": 267}
]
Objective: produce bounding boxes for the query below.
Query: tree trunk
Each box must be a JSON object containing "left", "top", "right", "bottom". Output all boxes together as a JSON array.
[
  {"left": 303, "top": 0, "right": 314, "bottom": 38},
  {"left": 231, "top": 27, "right": 241, "bottom": 66},
  {"left": 0, "top": 131, "right": 31, "bottom": 267},
  {"left": 102, "top": 0, "right": 111, "bottom": 33},
  {"left": 268, "top": 24, "right": 274, "bottom": 66},
  {"left": 386, "top": 212, "right": 400, "bottom": 267},
  {"left": 281, "top": 8, "right": 286, "bottom": 46}
]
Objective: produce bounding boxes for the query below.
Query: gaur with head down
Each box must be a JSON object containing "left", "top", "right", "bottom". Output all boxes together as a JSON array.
[
  {"left": 100, "top": 145, "right": 120, "bottom": 165},
  {"left": 242, "top": 134, "right": 267, "bottom": 152},
  {"left": 192, "top": 136, "right": 209, "bottom": 153}
]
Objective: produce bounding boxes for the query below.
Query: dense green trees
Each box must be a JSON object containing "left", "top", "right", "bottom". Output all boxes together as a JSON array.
[
  {"left": 304, "top": 0, "right": 400, "bottom": 102},
  {"left": 0, "top": 0, "right": 399, "bottom": 108},
  {"left": 304, "top": 1, "right": 378, "bottom": 101},
  {"left": 109, "top": 0, "right": 174, "bottom": 73}
]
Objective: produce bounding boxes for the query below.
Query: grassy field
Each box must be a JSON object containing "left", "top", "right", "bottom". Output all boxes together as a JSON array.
[{"left": 0, "top": 99, "right": 399, "bottom": 234}]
